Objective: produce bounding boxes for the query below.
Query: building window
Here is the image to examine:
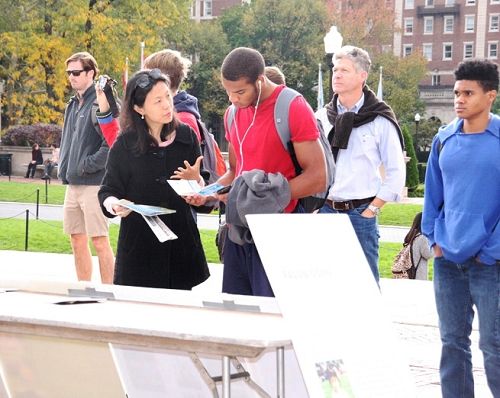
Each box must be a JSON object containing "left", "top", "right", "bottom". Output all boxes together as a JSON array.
[
  {"left": 464, "top": 43, "right": 474, "bottom": 58},
  {"left": 443, "top": 43, "right": 453, "bottom": 60},
  {"left": 445, "top": 0, "right": 455, "bottom": 5},
  {"left": 490, "top": 15, "right": 499, "bottom": 32},
  {"left": 423, "top": 44, "right": 433, "bottom": 60},
  {"left": 403, "top": 44, "right": 413, "bottom": 57},
  {"left": 444, "top": 16, "right": 454, "bottom": 33},
  {"left": 404, "top": 0, "right": 414, "bottom": 8},
  {"left": 465, "top": 0, "right": 476, "bottom": 4},
  {"left": 404, "top": 18, "right": 414, "bottom": 35},
  {"left": 432, "top": 74, "right": 441, "bottom": 86},
  {"left": 488, "top": 42, "right": 498, "bottom": 58},
  {"left": 465, "top": 15, "right": 475, "bottom": 32},
  {"left": 203, "top": 0, "right": 212, "bottom": 17},
  {"left": 425, "top": 0, "right": 434, "bottom": 6},
  {"left": 424, "top": 17, "right": 434, "bottom": 34},
  {"left": 490, "top": 0, "right": 499, "bottom": 4}
]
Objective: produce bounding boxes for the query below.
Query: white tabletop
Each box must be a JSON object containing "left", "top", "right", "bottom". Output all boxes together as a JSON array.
[{"left": 0, "top": 282, "right": 290, "bottom": 358}]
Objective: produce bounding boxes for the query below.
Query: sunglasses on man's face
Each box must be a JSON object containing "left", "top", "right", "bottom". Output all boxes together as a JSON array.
[{"left": 66, "top": 69, "right": 88, "bottom": 77}]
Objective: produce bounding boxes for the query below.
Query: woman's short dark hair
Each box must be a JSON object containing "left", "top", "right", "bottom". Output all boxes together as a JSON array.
[
  {"left": 454, "top": 59, "right": 499, "bottom": 92},
  {"left": 221, "top": 47, "right": 265, "bottom": 84},
  {"left": 120, "top": 69, "right": 178, "bottom": 155}
]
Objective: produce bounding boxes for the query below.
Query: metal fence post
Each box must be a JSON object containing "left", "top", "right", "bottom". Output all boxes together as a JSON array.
[
  {"left": 25, "top": 209, "right": 29, "bottom": 251},
  {"left": 36, "top": 188, "right": 39, "bottom": 219}
]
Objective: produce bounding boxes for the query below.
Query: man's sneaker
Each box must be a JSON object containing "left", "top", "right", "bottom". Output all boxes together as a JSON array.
[{"left": 41, "top": 175, "right": 50, "bottom": 180}]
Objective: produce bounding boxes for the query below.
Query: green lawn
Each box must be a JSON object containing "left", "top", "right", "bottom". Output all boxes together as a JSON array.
[
  {"left": 0, "top": 181, "right": 66, "bottom": 205},
  {"left": 0, "top": 218, "right": 429, "bottom": 278},
  {"left": 0, "top": 218, "right": 221, "bottom": 264},
  {"left": 0, "top": 180, "right": 422, "bottom": 225},
  {"left": 0, "top": 180, "right": 426, "bottom": 277},
  {"left": 378, "top": 203, "right": 422, "bottom": 226}
]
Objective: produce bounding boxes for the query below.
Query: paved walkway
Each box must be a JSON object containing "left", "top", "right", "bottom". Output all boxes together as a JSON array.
[{"left": 0, "top": 201, "right": 413, "bottom": 242}]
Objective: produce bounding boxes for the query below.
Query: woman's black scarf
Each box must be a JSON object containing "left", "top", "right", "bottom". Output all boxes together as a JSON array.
[{"left": 326, "top": 86, "right": 404, "bottom": 160}]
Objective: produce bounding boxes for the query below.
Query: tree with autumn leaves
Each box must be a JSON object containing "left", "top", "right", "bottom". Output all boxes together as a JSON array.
[
  {"left": 1, "top": 0, "right": 427, "bottom": 140},
  {"left": 0, "top": 0, "right": 191, "bottom": 127}
]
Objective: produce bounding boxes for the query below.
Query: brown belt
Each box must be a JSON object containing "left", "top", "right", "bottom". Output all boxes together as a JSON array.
[{"left": 325, "top": 197, "right": 375, "bottom": 211}]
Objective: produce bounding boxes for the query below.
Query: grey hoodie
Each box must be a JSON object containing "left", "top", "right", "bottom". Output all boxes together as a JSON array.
[
  {"left": 58, "top": 86, "right": 109, "bottom": 186},
  {"left": 226, "top": 170, "right": 291, "bottom": 245}
]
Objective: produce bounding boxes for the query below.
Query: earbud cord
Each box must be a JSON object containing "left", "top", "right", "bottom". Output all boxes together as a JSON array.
[{"left": 234, "top": 83, "right": 262, "bottom": 175}]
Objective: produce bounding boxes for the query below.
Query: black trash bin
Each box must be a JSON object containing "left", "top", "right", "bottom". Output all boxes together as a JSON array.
[{"left": 0, "top": 153, "right": 12, "bottom": 180}]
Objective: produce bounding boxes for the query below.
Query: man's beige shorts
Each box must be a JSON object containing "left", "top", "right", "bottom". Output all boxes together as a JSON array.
[{"left": 63, "top": 185, "right": 109, "bottom": 237}]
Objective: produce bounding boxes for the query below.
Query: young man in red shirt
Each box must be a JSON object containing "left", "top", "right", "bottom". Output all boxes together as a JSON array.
[{"left": 187, "top": 47, "right": 327, "bottom": 296}]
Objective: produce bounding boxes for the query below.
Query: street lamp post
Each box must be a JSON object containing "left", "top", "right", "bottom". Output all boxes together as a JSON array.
[
  {"left": 323, "top": 26, "right": 343, "bottom": 101},
  {"left": 414, "top": 113, "right": 421, "bottom": 160}
]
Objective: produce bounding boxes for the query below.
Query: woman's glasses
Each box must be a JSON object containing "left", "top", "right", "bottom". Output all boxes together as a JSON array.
[
  {"left": 135, "top": 69, "right": 163, "bottom": 90},
  {"left": 66, "top": 69, "right": 87, "bottom": 77}
]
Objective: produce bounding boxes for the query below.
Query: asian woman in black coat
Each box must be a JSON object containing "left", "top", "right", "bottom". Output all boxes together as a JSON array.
[{"left": 98, "top": 69, "right": 209, "bottom": 290}]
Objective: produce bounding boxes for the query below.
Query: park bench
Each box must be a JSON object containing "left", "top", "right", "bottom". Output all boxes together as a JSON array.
[{"left": 22, "top": 164, "right": 58, "bottom": 180}]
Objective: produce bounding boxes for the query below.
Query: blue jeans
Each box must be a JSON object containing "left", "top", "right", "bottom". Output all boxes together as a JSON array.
[
  {"left": 221, "top": 203, "right": 304, "bottom": 297},
  {"left": 433, "top": 256, "right": 500, "bottom": 398},
  {"left": 222, "top": 238, "right": 274, "bottom": 297},
  {"left": 319, "top": 203, "right": 379, "bottom": 282}
]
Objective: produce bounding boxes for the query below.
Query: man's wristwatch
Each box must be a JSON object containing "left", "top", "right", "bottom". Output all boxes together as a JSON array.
[{"left": 367, "top": 204, "right": 381, "bottom": 216}]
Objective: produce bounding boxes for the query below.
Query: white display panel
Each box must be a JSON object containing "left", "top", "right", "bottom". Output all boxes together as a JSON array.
[{"left": 247, "top": 213, "right": 416, "bottom": 398}]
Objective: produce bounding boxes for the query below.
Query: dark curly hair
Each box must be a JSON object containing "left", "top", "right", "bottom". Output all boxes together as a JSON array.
[
  {"left": 221, "top": 47, "right": 265, "bottom": 84},
  {"left": 120, "top": 69, "right": 178, "bottom": 155},
  {"left": 454, "top": 59, "right": 499, "bottom": 92}
]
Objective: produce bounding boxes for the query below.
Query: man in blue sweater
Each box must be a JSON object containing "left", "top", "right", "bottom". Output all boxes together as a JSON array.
[{"left": 422, "top": 59, "right": 499, "bottom": 398}]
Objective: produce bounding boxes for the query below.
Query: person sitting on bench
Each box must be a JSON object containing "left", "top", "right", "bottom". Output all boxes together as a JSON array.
[
  {"left": 42, "top": 144, "right": 59, "bottom": 180},
  {"left": 25, "top": 143, "right": 43, "bottom": 178}
]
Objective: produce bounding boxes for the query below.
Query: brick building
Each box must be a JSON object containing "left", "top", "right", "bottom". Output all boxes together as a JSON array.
[
  {"left": 189, "top": 0, "right": 499, "bottom": 123},
  {"left": 191, "top": 0, "right": 250, "bottom": 21},
  {"left": 393, "top": 0, "right": 500, "bottom": 122}
]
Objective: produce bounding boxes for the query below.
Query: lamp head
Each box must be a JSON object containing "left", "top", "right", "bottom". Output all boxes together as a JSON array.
[{"left": 324, "top": 26, "right": 343, "bottom": 55}]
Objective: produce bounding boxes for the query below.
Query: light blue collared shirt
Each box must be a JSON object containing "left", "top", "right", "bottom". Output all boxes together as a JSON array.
[{"left": 316, "top": 94, "right": 406, "bottom": 202}]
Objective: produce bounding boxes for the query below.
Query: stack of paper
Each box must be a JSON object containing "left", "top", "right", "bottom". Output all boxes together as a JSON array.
[
  {"left": 118, "top": 200, "right": 177, "bottom": 243},
  {"left": 167, "top": 180, "right": 226, "bottom": 196}
]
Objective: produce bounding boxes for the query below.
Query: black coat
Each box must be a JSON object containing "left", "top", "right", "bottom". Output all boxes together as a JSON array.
[
  {"left": 32, "top": 149, "right": 43, "bottom": 164},
  {"left": 98, "top": 124, "right": 209, "bottom": 290}
]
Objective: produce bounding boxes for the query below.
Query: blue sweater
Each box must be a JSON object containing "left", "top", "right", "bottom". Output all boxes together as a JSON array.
[{"left": 422, "top": 114, "right": 500, "bottom": 265}]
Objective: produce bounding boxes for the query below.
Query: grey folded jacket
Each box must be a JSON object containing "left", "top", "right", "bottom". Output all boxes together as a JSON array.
[{"left": 226, "top": 169, "right": 291, "bottom": 245}]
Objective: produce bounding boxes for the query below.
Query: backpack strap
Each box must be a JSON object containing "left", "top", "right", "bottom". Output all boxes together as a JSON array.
[
  {"left": 274, "top": 87, "right": 301, "bottom": 151},
  {"left": 226, "top": 105, "right": 237, "bottom": 133}
]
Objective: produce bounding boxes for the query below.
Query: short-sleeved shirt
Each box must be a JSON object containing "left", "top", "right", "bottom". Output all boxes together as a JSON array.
[{"left": 224, "top": 85, "right": 319, "bottom": 212}]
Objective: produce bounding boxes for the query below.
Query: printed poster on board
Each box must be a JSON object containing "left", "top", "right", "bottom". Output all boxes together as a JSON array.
[{"left": 247, "top": 213, "right": 416, "bottom": 398}]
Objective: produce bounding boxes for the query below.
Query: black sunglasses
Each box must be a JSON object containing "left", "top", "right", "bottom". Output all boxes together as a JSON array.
[
  {"left": 135, "top": 69, "right": 163, "bottom": 90},
  {"left": 66, "top": 69, "right": 88, "bottom": 77}
]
